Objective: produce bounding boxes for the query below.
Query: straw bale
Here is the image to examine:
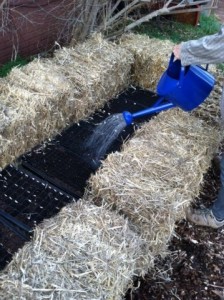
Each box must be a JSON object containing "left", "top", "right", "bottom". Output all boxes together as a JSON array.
[
  {"left": 6, "top": 59, "right": 74, "bottom": 132},
  {"left": 0, "top": 201, "right": 149, "bottom": 299},
  {"left": 0, "top": 84, "right": 68, "bottom": 168},
  {"left": 7, "top": 59, "right": 71, "bottom": 95},
  {"left": 88, "top": 108, "right": 221, "bottom": 260},
  {"left": 0, "top": 60, "right": 72, "bottom": 167},
  {"left": 118, "top": 33, "right": 174, "bottom": 90},
  {"left": 53, "top": 34, "right": 134, "bottom": 121},
  {"left": 4, "top": 84, "right": 70, "bottom": 133}
]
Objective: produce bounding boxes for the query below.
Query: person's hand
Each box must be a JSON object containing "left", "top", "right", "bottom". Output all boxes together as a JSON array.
[{"left": 173, "top": 44, "right": 182, "bottom": 60}]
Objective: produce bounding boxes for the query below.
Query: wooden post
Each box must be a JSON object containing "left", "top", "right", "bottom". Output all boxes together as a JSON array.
[{"left": 203, "top": 0, "right": 218, "bottom": 16}]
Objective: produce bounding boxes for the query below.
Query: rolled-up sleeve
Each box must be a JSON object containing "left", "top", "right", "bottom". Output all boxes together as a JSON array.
[{"left": 181, "top": 26, "right": 224, "bottom": 66}]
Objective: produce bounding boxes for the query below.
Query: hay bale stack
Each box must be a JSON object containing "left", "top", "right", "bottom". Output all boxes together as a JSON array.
[
  {"left": 0, "top": 34, "right": 134, "bottom": 169},
  {"left": 88, "top": 109, "right": 221, "bottom": 260},
  {"left": 0, "top": 201, "right": 149, "bottom": 299},
  {"left": 119, "top": 33, "right": 174, "bottom": 90}
]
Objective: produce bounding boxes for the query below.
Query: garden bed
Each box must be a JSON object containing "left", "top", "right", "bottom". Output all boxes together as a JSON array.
[{"left": 0, "top": 33, "right": 223, "bottom": 299}]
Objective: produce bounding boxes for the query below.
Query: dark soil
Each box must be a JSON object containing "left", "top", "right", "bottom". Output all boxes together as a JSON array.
[{"left": 125, "top": 159, "right": 224, "bottom": 300}]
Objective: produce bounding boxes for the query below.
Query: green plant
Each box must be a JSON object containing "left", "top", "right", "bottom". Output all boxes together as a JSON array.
[
  {"left": 0, "top": 56, "right": 29, "bottom": 77},
  {"left": 217, "top": 63, "right": 224, "bottom": 73},
  {"left": 135, "top": 13, "right": 221, "bottom": 43}
]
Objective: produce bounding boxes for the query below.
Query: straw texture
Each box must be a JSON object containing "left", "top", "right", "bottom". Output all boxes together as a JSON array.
[
  {"left": 119, "top": 33, "right": 174, "bottom": 90},
  {"left": 0, "top": 201, "right": 148, "bottom": 300},
  {"left": 89, "top": 108, "right": 221, "bottom": 261}
]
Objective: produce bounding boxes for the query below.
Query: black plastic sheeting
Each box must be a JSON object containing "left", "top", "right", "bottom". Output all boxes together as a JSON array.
[
  {"left": 0, "top": 87, "right": 158, "bottom": 270},
  {"left": 0, "top": 164, "right": 74, "bottom": 269},
  {"left": 22, "top": 146, "right": 93, "bottom": 198}
]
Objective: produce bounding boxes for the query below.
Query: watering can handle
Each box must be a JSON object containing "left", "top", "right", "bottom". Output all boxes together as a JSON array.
[
  {"left": 169, "top": 53, "right": 185, "bottom": 86},
  {"left": 168, "top": 53, "right": 177, "bottom": 69},
  {"left": 171, "top": 52, "right": 209, "bottom": 83}
]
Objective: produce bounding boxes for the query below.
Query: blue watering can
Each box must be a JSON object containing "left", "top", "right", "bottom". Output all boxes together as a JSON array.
[{"left": 123, "top": 53, "right": 216, "bottom": 125}]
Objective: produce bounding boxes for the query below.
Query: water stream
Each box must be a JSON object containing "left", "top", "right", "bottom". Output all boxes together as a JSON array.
[{"left": 84, "top": 113, "right": 127, "bottom": 167}]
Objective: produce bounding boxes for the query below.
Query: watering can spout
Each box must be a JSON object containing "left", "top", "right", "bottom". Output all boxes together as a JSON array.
[
  {"left": 123, "top": 111, "right": 133, "bottom": 126},
  {"left": 122, "top": 100, "right": 175, "bottom": 125}
]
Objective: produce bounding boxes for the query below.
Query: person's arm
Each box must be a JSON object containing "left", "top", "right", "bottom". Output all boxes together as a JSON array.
[{"left": 174, "top": 26, "right": 224, "bottom": 66}]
